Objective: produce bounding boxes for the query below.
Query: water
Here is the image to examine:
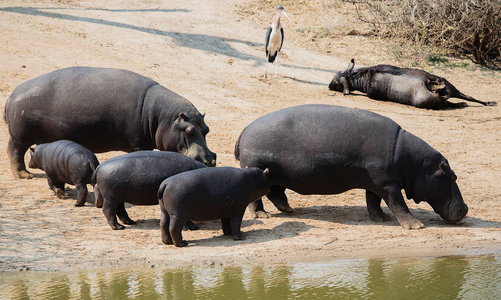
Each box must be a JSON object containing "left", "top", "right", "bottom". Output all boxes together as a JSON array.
[{"left": 1, "top": 256, "right": 500, "bottom": 299}]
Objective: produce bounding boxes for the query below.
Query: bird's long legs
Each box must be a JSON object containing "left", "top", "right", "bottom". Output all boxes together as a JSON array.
[{"left": 274, "top": 51, "right": 279, "bottom": 79}]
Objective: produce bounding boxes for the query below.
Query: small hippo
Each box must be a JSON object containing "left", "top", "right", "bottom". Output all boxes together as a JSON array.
[
  {"left": 92, "top": 151, "right": 206, "bottom": 230},
  {"left": 157, "top": 167, "right": 271, "bottom": 247},
  {"left": 235, "top": 104, "right": 468, "bottom": 229},
  {"left": 329, "top": 59, "right": 496, "bottom": 109},
  {"left": 5, "top": 66, "right": 216, "bottom": 179},
  {"left": 28, "top": 140, "right": 99, "bottom": 206}
]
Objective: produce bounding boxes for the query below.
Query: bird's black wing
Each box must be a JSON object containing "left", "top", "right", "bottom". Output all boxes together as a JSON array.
[
  {"left": 279, "top": 27, "right": 284, "bottom": 52},
  {"left": 265, "top": 26, "right": 272, "bottom": 58}
]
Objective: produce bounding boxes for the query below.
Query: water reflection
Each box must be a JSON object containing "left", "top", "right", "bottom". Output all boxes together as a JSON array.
[{"left": 1, "top": 256, "right": 499, "bottom": 299}]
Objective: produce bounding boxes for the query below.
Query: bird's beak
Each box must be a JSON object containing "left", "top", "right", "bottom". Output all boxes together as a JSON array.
[{"left": 281, "top": 10, "right": 291, "bottom": 21}]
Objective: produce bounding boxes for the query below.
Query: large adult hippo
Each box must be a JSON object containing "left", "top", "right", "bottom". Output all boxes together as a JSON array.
[
  {"left": 5, "top": 66, "right": 216, "bottom": 179},
  {"left": 234, "top": 104, "right": 468, "bottom": 229},
  {"left": 329, "top": 59, "right": 496, "bottom": 109}
]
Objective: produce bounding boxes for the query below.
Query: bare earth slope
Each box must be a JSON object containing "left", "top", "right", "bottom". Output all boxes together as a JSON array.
[{"left": 0, "top": 0, "right": 499, "bottom": 271}]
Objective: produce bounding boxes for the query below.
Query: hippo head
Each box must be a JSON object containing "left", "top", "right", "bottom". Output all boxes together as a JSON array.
[
  {"left": 328, "top": 58, "right": 355, "bottom": 95},
  {"left": 157, "top": 112, "right": 217, "bottom": 167},
  {"left": 28, "top": 146, "right": 41, "bottom": 169},
  {"left": 413, "top": 160, "right": 468, "bottom": 224}
]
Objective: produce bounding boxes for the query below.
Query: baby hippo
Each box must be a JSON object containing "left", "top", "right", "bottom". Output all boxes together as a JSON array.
[
  {"left": 92, "top": 151, "right": 206, "bottom": 230},
  {"left": 158, "top": 167, "right": 271, "bottom": 247},
  {"left": 28, "top": 140, "right": 100, "bottom": 206}
]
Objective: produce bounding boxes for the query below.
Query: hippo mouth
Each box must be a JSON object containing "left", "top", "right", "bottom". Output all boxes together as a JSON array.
[{"left": 439, "top": 185, "right": 468, "bottom": 224}]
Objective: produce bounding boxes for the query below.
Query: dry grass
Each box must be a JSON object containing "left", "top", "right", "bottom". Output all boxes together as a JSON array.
[{"left": 352, "top": 0, "right": 501, "bottom": 69}]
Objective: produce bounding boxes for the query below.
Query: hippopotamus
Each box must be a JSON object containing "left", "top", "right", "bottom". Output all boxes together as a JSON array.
[
  {"left": 92, "top": 151, "right": 206, "bottom": 230},
  {"left": 328, "top": 59, "right": 496, "bottom": 109},
  {"left": 28, "top": 140, "right": 99, "bottom": 206},
  {"left": 157, "top": 167, "right": 270, "bottom": 247},
  {"left": 234, "top": 104, "right": 468, "bottom": 229},
  {"left": 5, "top": 66, "right": 216, "bottom": 179}
]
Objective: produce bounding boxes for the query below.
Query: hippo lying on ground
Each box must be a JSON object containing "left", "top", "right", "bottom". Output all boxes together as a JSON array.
[
  {"left": 28, "top": 140, "right": 99, "bottom": 206},
  {"left": 158, "top": 167, "right": 271, "bottom": 247},
  {"left": 329, "top": 59, "right": 496, "bottom": 109},
  {"left": 235, "top": 104, "right": 468, "bottom": 229},
  {"left": 5, "top": 66, "right": 216, "bottom": 179},
  {"left": 92, "top": 151, "right": 206, "bottom": 230}
]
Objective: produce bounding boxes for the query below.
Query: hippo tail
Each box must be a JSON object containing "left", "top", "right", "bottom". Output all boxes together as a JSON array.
[
  {"left": 91, "top": 164, "right": 100, "bottom": 185},
  {"left": 234, "top": 132, "right": 243, "bottom": 161},
  {"left": 157, "top": 181, "right": 167, "bottom": 200}
]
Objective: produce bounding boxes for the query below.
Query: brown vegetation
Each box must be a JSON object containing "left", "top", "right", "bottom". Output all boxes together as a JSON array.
[{"left": 353, "top": 0, "right": 501, "bottom": 68}]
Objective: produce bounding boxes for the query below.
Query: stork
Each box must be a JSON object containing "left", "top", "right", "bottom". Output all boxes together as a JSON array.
[{"left": 265, "top": 5, "right": 290, "bottom": 79}]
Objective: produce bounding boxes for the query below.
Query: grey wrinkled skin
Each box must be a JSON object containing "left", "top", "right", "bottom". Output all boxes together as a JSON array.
[
  {"left": 92, "top": 151, "right": 206, "bottom": 230},
  {"left": 158, "top": 167, "right": 271, "bottom": 247},
  {"left": 235, "top": 104, "right": 468, "bottom": 230},
  {"left": 329, "top": 59, "right": 496, "bottom": 109},
  {"left": 28, "top": 140, "right": 99, "bottom": 206},
  {"left": 5, "top": 67, "right": 216, "bottom": 179}
]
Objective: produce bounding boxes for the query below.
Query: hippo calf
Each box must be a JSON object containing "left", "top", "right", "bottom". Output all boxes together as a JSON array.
[
  {"left": 5, "top": 66, "right": 216, "bottom": 179},
  {"left": 92, "top": 151, "right": 206, "bottom": 230},
  {"left": 235, "top": 104, "right": 468, "bottom": 229},
  {"left": 28, "top": 140, "right": 99, "bottom": 206},
  {"left": 329, "top": 59, "right": 496, "bottom": 109},
  {"left": 158, "top": 167, "right": 271, "bottom": 247}
]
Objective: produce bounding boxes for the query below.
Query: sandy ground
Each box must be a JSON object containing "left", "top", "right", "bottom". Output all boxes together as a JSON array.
[{"left": 0, "top": 0, "right": 500, "bottom": 272}]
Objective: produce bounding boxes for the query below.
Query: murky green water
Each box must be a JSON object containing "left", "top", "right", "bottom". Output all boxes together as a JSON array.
[{"left": 1, "top": 256, "right": 500, "bottom": 299}]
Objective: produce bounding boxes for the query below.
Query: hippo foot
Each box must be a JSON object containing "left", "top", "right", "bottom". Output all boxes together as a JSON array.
[
  {"left": 174, "top": 241, "right": 188, "bottom": 247},
  {"left": 398, "top": 217, "right": 424, "bottom": 230},
  {"left": 74, "top": 201, "right": 86, "bottom": 207},
  {"left": 369, "top": 211, "right": 392, "bottom": 222},
  {"left": 184, "top": 221, "right": 199, "bottom": 231},
  {"left": 15, "top": 170, "right": 33, "bottom": 179},
  {"left": 251, "top": 210, "right": 271, "bottom": 219},
  {"left": 122, "top": 219, "right": 136, "bottom": 225},
  {"left": 276, "top": 205, "right": 294, "bottom": 214},
  {"left": 233, "top": 235, "right": 246, "bottom": 241},
  {"left": 486, "top": 101, "right": 497, "bottom": 106},
  {"left": 95, "top": 201, "right": 103, "bottom": 208},
  {"left": 54, "top": 189, "right": 65, "bottom": 199},
  {"left": 111, "top": 224, "right": 126, "bottom": 230}
]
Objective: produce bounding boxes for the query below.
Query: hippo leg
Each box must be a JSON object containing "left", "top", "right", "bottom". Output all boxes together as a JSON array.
[
  {"left": 247, "top": 199, "right": 270, "bottom": 219},
  {"left": 383, "top": 185, "right": 424, "bottom": 230},
  {"left": 221, "top": 218, "right": 232, "bottom": 235},
  {"left": 444, "top": 101, "right": 468, "bottom": 109},
  {"left": 366, "top": 190, "right": 391, "bottom": 222},
  {"left": 160, "top": 210, "right": 173, "bottom": 245},
  {"left": 48, "top": 178, "right": 65, "bottom": 198},
  {"left": 116, "top": 203, "right": 136, "bottom": 225},
  {"left": 267, "top": 186, "right": 293, "bottom": 214},
  {"left": 94, "top": 184, "right": 103, "bottom": 208},
  {"left": 102, "top": 199, "right": 125, "bottom": 230},
  {"left": 7, "top": 137, "right": 33, "bottom": 179},
  {"left": 230, "top": 209, "right": 246, "bottom": 240},
  {"left": 74, "top": 183, "right": 88, "bottom": 207},
  {"left": 184, "top": 220, "right": 199, "bottom": 231},
  {"left": 169, "top": 216, "right": 188, "bottom": 247}
]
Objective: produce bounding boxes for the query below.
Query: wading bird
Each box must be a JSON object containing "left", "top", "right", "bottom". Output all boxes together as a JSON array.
[{"left": 265, "top": 5, "right": 290, "bottom": 79}]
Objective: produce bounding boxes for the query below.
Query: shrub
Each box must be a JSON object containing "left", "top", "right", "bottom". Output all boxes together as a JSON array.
[{"left": 353, "top": 0, "right": 501, "bottom": 69}]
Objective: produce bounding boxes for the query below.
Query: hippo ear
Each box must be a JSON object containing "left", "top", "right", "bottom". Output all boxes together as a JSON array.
[
  {"left": 179, "top": 113, "right": 187, "bottom": 120},
  {"left": 439, "top": 161, "right": 448, "bottom": 171},
  {"left": 30, "top": 147, "right": 36, "bottom": 153},
  {"left": 263, "top": 168, "right": 269, "bottom": 176}
]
